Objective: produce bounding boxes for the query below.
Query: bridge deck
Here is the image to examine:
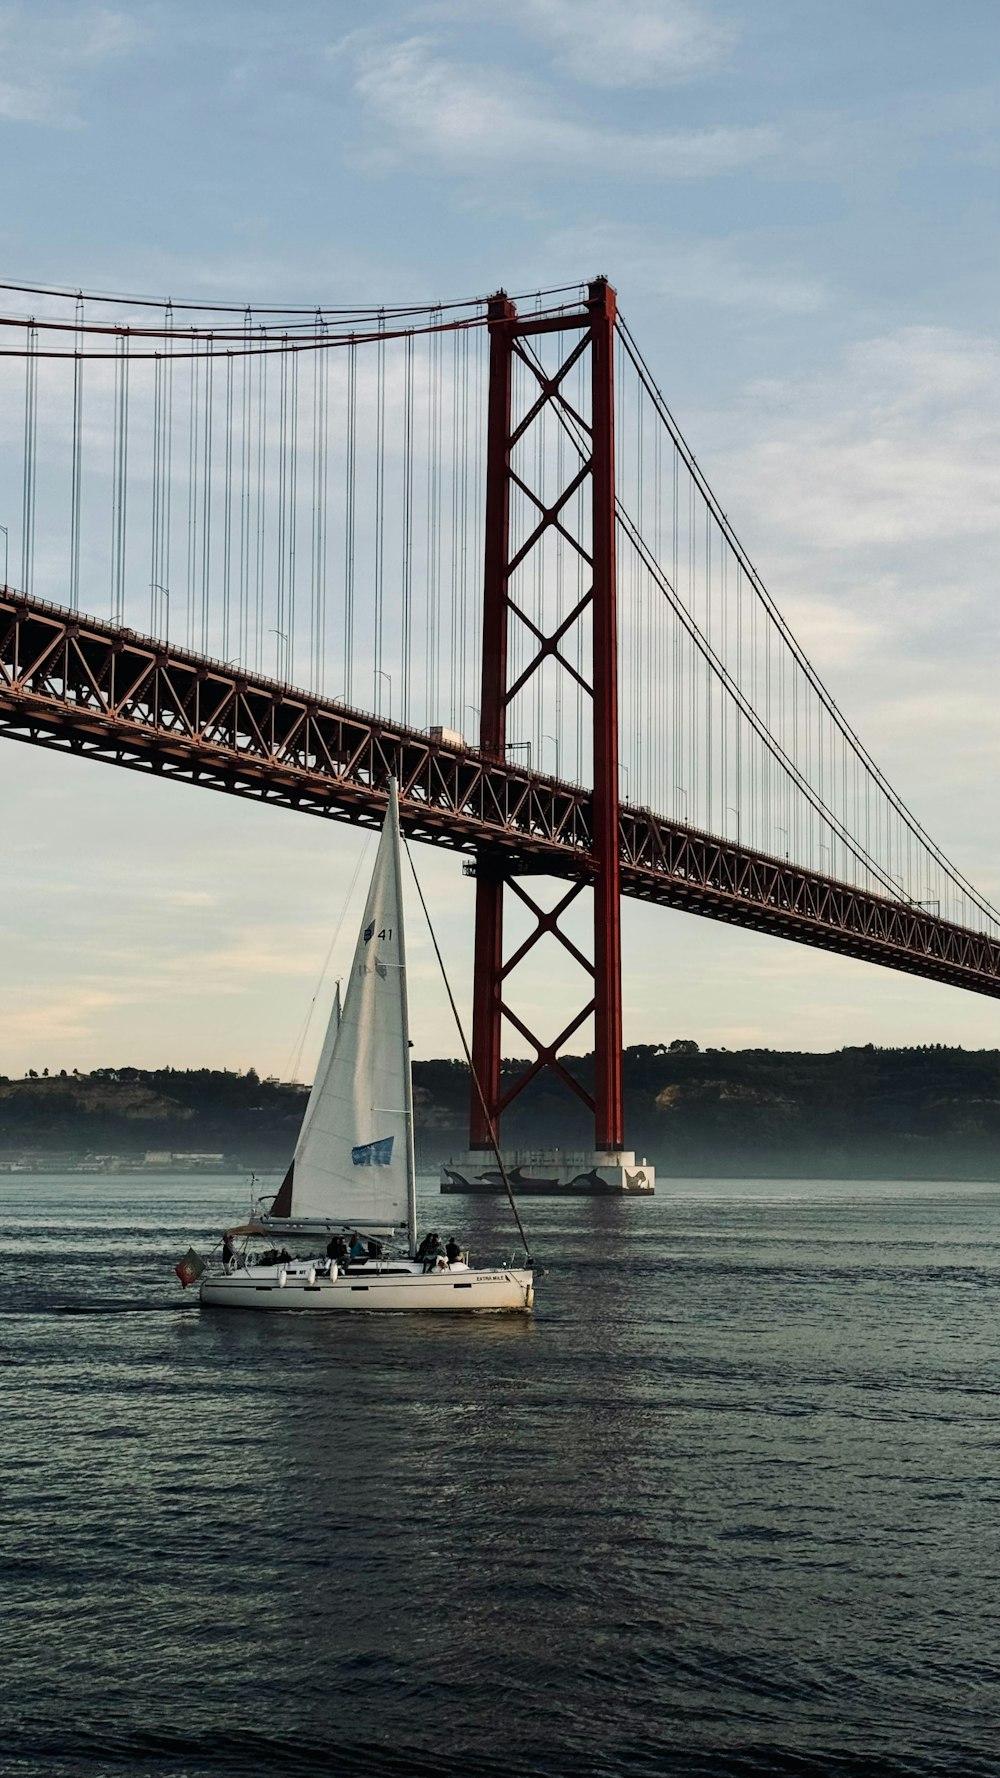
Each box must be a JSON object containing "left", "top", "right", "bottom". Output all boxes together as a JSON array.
[{"left": 2, "top": 588, "right": 999, "bottom": 1000}]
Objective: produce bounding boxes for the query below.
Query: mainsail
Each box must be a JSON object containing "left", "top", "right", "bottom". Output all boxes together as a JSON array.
[{"left": 269, "top": 782, "right": 415, "bottom": 1235}]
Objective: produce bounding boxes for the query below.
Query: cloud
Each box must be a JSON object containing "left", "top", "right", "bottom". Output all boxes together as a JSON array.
[
  {"left": 717, "top": 326, "right": 1000, "bottom": 556},
  {"left": 345, "top": 35, "right": 776, "bottom": 179},
  {"left": 1, "top": 987, "right": 132, "bottom": 1046},
  {"left": 0, "top": 3, "right": 141, "bottom": 127},
  {"left": 502, "top": 0, "right": 735, "bottom": 88},
  {"left": 544, "top": 222, "right": 827, "bottom": 314},
  {"left": 155, "top": 889, "right": 221, "bottom": 910},
  {"left": 101, "top": 927, "right": 335, "bottom": 992},
  {"left": 426, "top": 0, "right": 734, "bottom": 88}
]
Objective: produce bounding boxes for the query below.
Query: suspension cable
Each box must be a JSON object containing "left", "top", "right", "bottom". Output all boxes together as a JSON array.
[{"left": 614, "top": 312, "right": 1000, "bottom": 926}]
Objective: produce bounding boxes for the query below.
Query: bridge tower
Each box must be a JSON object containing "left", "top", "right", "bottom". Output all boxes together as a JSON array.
[{"left": 469, "top": 277, "right": 631, "bottom": 1173}]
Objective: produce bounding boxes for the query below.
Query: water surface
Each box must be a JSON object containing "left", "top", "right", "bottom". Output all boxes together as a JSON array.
[{"left": 4, "top": 1173, "right": 1000, "bottom": 1776}]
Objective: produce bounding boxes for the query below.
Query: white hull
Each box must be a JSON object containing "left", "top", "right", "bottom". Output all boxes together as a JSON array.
[{"left": 200, "top": 1259, "right": 533, "bottom": 1313}]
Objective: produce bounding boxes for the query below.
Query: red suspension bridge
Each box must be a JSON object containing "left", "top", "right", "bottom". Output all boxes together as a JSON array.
[{"left": 0, "top": 275, "right": 997, "bottom": 1157}]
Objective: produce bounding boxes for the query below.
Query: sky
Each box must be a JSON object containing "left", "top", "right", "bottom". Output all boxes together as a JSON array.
[{"left": 0, "top": 0, "right": 999, "bottom": 1080}]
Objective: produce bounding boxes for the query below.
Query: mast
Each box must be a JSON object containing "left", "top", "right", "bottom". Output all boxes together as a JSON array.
[{"left": 389, "top": 776, "right": 419, "bottom": 1257}]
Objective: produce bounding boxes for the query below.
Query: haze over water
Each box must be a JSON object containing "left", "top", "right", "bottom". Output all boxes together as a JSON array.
[{"left": 4, "top": 1172, "right": 999, "bottom": 1777}]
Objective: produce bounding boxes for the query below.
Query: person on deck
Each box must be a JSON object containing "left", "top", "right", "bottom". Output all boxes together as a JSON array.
[
  {"left": 348, "top": 1232, "right": 368, "bottom": 1262},
  {"left": 420, "top": 1232, "right": 443, "bottom": 1272},
  {"left": 326, "top": 1234, "right": 348, "bottom": 1271},
  {"left": 222, "top": 1231, "right": 238, "bottom": 1271},
  {"left": 445, "top": 1236, "right": 462, "bottom": 1265}
]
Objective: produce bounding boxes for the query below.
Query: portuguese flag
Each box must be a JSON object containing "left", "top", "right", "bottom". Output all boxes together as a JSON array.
[{"left": 174, "top": 1248, "right": 207, "bottom": 1288}]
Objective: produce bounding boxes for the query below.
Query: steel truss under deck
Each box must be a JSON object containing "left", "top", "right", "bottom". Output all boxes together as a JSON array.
[{"left": 2, "top": 585, "right": 1000, "bottom": 1003}]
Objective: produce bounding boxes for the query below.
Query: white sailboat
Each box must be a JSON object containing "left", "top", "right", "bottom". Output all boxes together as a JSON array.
[{"left": 197, "top": 779, "right": 535, "bottom": 1313}]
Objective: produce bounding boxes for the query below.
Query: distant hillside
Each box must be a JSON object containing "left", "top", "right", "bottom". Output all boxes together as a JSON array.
[
  {"left": 0, "top": 1067, "right": 306, "bottom": 1167},
  {"left": 417, "top": 1043, "right": 1000, "bottom": 1177},
  {"left": 2, "top": 1045, "right": 1000, "bottom": 1177}
]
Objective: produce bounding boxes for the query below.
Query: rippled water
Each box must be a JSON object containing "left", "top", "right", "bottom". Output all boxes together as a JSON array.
[{"left": 4, "top": 1172, "right": 1000, "bottom": 1778}]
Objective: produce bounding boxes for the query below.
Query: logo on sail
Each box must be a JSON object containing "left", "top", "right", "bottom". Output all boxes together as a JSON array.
[
  {"left": 364, "top": 920, "right": 376, "bottom": 943},
  {"left": 352, "top": 1136, "right": 394, "bottom": 1167}
]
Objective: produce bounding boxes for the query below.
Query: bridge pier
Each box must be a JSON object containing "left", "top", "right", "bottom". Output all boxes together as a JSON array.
[
  {"left": 441, "top": 1149, "right": 654, "bottom": 1197},
  {"left": 470, "top": 279, "right": 625, "bottom": 1158}
]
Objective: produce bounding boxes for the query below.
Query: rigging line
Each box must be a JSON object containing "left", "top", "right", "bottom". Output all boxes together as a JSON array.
[
  {"left": 283, "top": 834, "right": 372, "bottom": 1086},
  {"left": 403, "top": 836, "right": 532, "bottom": 1263},
  {"left": 614, "top": 315, "right": 999, "bottom": 921}
]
